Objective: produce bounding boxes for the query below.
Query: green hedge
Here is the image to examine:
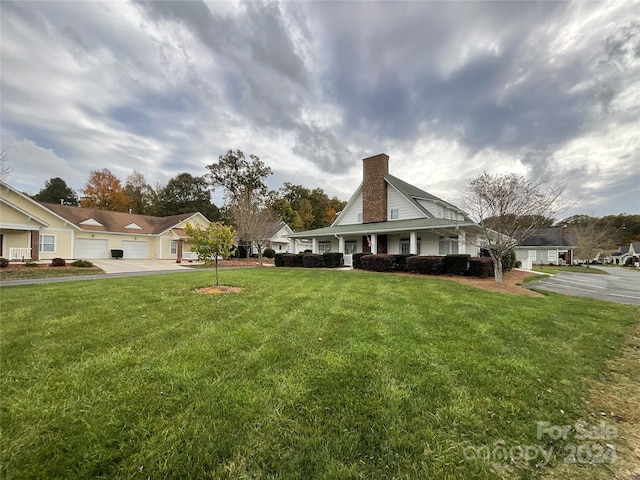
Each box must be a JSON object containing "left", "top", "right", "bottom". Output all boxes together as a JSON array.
[
  {"left": 281, "top": 254, "right": 298, "bottom": 267},
  {"left": 262, "top": 248, "right": 276, "bottom": 259},
  {"left": 352, "top": 253, "right": 372, "bottom": 269},
  {"left": 361, "top": 254, "right": 394, "bottom": 272},
  {"left": 406, "top": 256, "right": 445, "bottom": 275},
  {"left": 0, "top": 258, "right": 8, "bottom": 268},
  {"left": 51, "top": 258, "right": 66, "bottom": 267},
  {"left": 467, "top": 257, "right": 494, "bottom": 278},
  {"left": 502, "top": 249, "right": 516, "bottom": 272},
  {"left": 302, "top": 254, "right": 324, "bottom": 268},
  {"left": 274, "top": 253, "right": 284, "bottom": 267},
  {"left": 444, "top": 254, "right": 470, "bottom": 275},
  {"left": 323, "top": 252, "right": 343, "bottom": 268}
]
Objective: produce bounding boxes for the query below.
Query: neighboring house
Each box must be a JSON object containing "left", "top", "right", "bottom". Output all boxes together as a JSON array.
[
  {"left": 626, "top": 242, "right": 640, "bottom": 266},
  {"left": 0, "top": 181, "right": 210, "bottom": 261},
  {"left": 247, "top": 221, "right": 310, "bottom": 255},
  {"left": 610, "top": 245, "right": 630, "bottom": 265},
  {"left": 514, "top": 228, "right": 577, "bottom": 267},
  {"left": 286, "top": 153, "right": 482, "bottom": 265}
]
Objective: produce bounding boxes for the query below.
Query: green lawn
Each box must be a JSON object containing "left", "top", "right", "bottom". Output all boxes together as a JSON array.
[
  {"left": 529, "top": 265, "right": 608, "bottom": 275},
  {"left": 0, "top": 265, "right": 104, "bottom": 281},
  {"left": 1, "top": 269, "right": 638, "bottom": 479}
]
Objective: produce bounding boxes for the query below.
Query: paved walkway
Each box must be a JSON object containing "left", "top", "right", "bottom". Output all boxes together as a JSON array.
[
  {"left": 528, "top": 267, "right": 640, "bottom": 305},
  {"left": 90, "top": 258, "right": 200, "bottom": 274}
]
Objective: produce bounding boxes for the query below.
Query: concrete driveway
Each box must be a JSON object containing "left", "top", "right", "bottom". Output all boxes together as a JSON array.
[
  {"left": 529, "top": 267, "right": 640, "bottom": 305},
  {"left": 89, "top": 258, "right": 202, "bottom": 274}
]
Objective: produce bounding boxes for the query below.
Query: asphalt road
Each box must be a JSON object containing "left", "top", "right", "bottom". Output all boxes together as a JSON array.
[{"left": 529, "top": 267, "right": 640, "bottom": 305}]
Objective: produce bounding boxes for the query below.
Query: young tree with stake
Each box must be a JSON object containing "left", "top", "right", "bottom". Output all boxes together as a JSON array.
[{"left": 185, "top": 222, "right": 236, "bottom": 286}]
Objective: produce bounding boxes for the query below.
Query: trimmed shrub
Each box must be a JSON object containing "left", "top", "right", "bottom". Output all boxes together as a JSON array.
[
  {"left": 274, "top": 253, "right": 284, "bottom": 267},
  {"left": 445, "top": 254, "right": 470, "bottom": 275},
  {"left": 25, "top": 261, "right": 39, "bottom": 267},
  {"left": 262, "top": 248, "right": 276, "bottom": 259},
  {"left": 502, "top": 250, "right": 516, "bottom": 272},
  {"left": 352, "top": 253, "right": 372, "bottom": 269},
  {"left": 323, "top": 252, "right": 343, "bottom": 268},
  {"left": 361, "top": 254, "right": 394, "bottom": 272},
  {"left": 295, "top": 253, "right": 304, "bottom": 267},
  {"left": 514, "top": 260, "right": 522, "bottom": 269},
  {"left": 282, "top": 254, "right": 298, "bottom": 267},
  {"left": 406, "top": 256, "right": 445, "bottom": 275},
  {"left": 71, "top": 259, "right": 94, "bottom": 268},
  {"left": 51, "top": 258, "right": 66, "bottom": 267},
  {"left": 468, "top": 257, "right": 494, "bottom": 278},
  {"left": 303, "top": 249, "right": 312, "bottom": 254},
  {"left": 302, "top": 253, "right": 324, "bottom": 268},
  {"left": 110, "top": 249, "right": 124, "bottom": 259},
  {"left": 0, "top": 258, "right": 9, "bottom": 268}
]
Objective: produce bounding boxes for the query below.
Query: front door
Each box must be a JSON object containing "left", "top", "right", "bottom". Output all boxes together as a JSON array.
[{"left": 377, "top": 234, "right": 388, "bottom": 254}]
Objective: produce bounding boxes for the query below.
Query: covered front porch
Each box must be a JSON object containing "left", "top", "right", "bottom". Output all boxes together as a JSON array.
[
  {"left": 0, "top": 228, "right": 41, "bottom": 261},
  {"left": 288, "top": 223, "right": 479, "bottom": 267}
]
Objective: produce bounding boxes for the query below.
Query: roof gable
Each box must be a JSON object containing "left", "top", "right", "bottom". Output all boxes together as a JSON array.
[{"left": 79, "top": 218, "right": 104, "bottom": 227}]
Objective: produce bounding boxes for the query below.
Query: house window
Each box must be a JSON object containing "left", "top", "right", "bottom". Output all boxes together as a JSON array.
[
  {"left": 548, "top": 250, "right": 557, "bottom": 262},
  {"left": 400, "top": 238, "right": 410, "bottom": 254},
  {"left": 357, "top": 213, "right": 363, "bottom": 223},
  {"left": 390, "top": 209, "right": 399, "bottom": 220},
  {"left": 39, "top": 234, "right": 55, "bottom": 253},
  {"left": 401, "top": 238, "right": 421, "bottom": 255},
  {"left": 345, "top": 241, "right": 357, "bottom": 255},
  {"left": 439, "top": 236, "right": 458, "bottom": 255},
  {"left": 170, "top": 241, "right": 178, "bottom": 255},
  {"left": 319, "top": 242, "right": 332, "bottom": 253},
  {"left": 528, "top": 250, "right": 537, "bottom": 261}
]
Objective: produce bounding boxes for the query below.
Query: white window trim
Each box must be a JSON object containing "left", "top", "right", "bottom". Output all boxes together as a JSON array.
[
  {"left": 357, "top": 213, "right": 363, "bottom": 223},
  {"left": 528, "top": 250, "right": 537, "bottom": 261},
  {"left": 170, "top": 241, "right": 178, "bottom": 255},
  {"left": 548, "top": 250, "right": 557, "bottom": 261},
  {"left": 390, "top": 209, "right": 399, "bottom": 220},
  {"left": 39, "top": 234, "right": 56, "bottom": 253}
]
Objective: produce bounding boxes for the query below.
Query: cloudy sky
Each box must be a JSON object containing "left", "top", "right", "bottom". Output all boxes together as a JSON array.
[{"left": 1, "top": 0, "right": 638, "bottom": 217}]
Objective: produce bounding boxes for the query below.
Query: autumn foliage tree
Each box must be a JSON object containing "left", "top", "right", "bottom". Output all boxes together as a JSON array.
[
  {"left": 80, "top": 169, "right": 132, "bottom": 212},
  {"left": 185, "top": 222, "right": 236, "bottom": 286}
]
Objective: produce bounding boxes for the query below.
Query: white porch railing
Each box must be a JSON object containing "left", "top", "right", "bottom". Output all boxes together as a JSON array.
[
  {"left": 9, "top": 248, "right": 32, "bottom": 260},
  {"left": 181, "top": 251, "right": 199, "bottom": 260},
  {"left": 343, "top": 254, "right": 353, "bottom": 267}
]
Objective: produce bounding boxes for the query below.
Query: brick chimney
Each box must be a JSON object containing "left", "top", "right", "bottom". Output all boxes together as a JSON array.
[{"left": 362, "top": 153, "right": 389, "bottom": 223}]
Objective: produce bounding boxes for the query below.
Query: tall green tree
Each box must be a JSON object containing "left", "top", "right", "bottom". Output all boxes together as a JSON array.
[
  {"left": 185, "top": 222, "right": 236, "bottom": 286},
  {"left": 269, "top": 183, "right": 346, "bottom": 231},
  {"left": 34, "top": 177, "right": 78, "bottom": 205},
  {"left": 124, "top": 171, "right": 156, "bottom": 214},
  {"left": 207, "top": 149, "right": 272, "bottom": 203},
  {"left": 157, "top": 173, "right": 219, "bottom": 220}
]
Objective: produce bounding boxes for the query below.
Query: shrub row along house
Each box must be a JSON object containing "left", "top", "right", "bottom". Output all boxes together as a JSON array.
[
  {"left": 0, "top": 181, "right": 210, "bottom": 261},
  {"left": 286, "top": 154, "right": 483, "bottom": 266}
]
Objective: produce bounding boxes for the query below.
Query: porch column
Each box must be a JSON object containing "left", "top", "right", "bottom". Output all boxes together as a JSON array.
[
  {"left": 289, "top": 238, "right": 296, "bottom": 254},
  {"left": 338, "top": 236, "right": 345, "bottom": 254},
  {"left": 30, "top": 230, "right": 39, "bottom": 261},
  {"left": 312, "top": 238, "right": 319, "bottom": 254},
  {"left": 370, "top": 234, "right": 377, "bottom": 254},
  {"left": 176, "top": 239, "right": 184, "bottom": 262},
  {"left": 409, "top": 231, "right": 417, "bottom": 255},
  {"left": 457, "top": 231, "right": 466, "bottom": 254}
]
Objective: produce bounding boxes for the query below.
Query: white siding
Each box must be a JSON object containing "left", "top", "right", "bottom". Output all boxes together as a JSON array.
[
  {"left": 417, "top": 200, "right": 438, "bottom": 217},
  {"left": 335, "top": 192, "right": 363, "bottom": 225},
  {"left": 387, "top": 186, "right": 425, "bottom": 220}
]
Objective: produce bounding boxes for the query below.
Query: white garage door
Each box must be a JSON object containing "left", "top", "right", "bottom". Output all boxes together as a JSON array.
[
  {"left": 121, "top": 241, "right": 148, "bottom": 259},
  {"left": 75, "top": 239, "right": 109, "bottom": 259}
]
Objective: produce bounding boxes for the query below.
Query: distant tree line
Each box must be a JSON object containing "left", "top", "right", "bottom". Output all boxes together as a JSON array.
[{"left": 29, "top": 151, "right": 347, "bottom": 234}]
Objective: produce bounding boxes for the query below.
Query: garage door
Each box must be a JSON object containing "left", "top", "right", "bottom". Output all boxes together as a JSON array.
[
  {"left": 75, "top": 239, "right": 109, "bottom": 259},
  {"left": 121, "top": 241, "right": 148, "bottom": 259}
]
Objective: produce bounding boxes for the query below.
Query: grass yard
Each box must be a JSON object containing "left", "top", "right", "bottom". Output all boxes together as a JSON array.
[
  {"left": 1, "top": 269, "right": 638, "bottom": 479},
  {"left": 529, "top": 265, "right": 608, "bottom": 275},
  {"left": 0, "top": 264, "right": 104, "bottom": 281}
]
